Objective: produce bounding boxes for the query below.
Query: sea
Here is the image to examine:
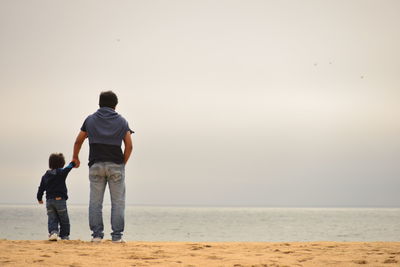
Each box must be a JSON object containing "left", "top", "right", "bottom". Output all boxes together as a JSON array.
[{"left": 0, "top": 205, "right": 399, "bottom": 242}]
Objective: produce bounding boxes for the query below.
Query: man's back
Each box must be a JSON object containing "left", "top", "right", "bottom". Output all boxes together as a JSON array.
[
  {"left": 81, "top": 107, "right": 132, "bottom": 167},
  {"left": 82, "top": 107, "right": 130, "bottom": 146}
]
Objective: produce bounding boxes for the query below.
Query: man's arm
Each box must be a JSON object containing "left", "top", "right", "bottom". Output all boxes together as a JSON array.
[
  {"left": 72, "top": 131, "right": 87, "bottom": 168},
  {"left": 123, "top": 131, "right": 133, "bottom": 164}
]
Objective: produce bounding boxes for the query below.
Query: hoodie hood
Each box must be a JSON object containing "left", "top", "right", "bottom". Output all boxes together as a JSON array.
[
  {"left": 94, "top": 107, "right": 120, "bottom": 119},
  {"left": 46, "top": 169, "right": 57, "bottom": 176},
  {"left": 82, "top": 107, "right": 132, "bottom": 146}
]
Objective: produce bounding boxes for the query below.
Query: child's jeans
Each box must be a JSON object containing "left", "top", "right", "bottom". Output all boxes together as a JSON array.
[{"left": 46, "top": 198, "right": 70, "bottom": 238}]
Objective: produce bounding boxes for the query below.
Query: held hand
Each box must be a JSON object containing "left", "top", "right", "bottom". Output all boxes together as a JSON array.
[
  {"left": 38, "top": 200, "right": 43, "bottom": 204},
  {"left": 72, "top": 158, "right": 80, "bottom": 168}
]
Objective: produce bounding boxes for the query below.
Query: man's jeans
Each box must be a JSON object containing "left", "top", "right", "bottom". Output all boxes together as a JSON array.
[
  {"left": 89, "top": 162, "right": 125, "bottom": 240},
  {"left": 46, "top": 199, "right": 70, "bottom": 238}
]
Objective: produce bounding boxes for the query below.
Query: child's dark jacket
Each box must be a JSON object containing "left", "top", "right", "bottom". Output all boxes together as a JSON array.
[{"left": 37, "top": 162, "right": 75, "bottom": 201}]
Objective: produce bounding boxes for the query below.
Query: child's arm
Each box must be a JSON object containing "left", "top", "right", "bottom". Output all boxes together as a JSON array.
[
  {"left": 60, "top": 162, "right": 76, "bottom": 176},
  {"left": 37, "top": 178, "right": 45, "bottom": 204}
]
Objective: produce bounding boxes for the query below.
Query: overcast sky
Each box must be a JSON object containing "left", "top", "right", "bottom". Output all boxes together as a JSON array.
[{"left": 0, "top": 0, "right": 399, "bottom": 207}]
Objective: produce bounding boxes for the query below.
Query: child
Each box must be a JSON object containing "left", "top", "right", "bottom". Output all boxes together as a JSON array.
[{"left": 37, "top": 153, "right": 75, "bottom": 241}]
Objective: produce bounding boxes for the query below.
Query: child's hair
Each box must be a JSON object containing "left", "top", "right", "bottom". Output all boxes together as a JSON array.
[{"left": 49, "top": 153, "right": 66, "bottom": 169}]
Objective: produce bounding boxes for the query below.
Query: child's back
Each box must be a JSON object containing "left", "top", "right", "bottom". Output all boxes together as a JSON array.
[{"left": 37, "top": 164, "right": 74, "bottom": 201}]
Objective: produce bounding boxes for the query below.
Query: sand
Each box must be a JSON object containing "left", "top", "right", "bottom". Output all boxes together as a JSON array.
[{"left": 0, "top": 240, "right": 399, "bottom": 266}]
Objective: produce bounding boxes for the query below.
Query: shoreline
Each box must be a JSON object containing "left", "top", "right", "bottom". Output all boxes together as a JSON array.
[{"left": 1, "top": 240, "right": 399, "bottom": 266}]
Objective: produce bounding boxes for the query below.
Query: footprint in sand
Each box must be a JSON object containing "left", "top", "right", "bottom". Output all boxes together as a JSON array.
[
  {"left": 127, "top": 255, "right": 140, "bottom": 260},
  {"left": 188, "top": 244, "right": 211, "bottom": 250},
  {"left": 207, "top": 255, "right": 223, "bottom": 260},
  {"left": 353, "top": 259, "right": 367, "bottom": 264},
  {"left": 383, "top": 258, "right": 398, "bottom": 264},
  {"left": 141, "top": 257, "right": 158, "bottom": 260},
  {"left": 298, "top": 257, "right": 313, "bottom": 262}
]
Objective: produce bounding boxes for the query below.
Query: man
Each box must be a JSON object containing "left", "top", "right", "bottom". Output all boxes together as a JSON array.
[{"left": 72, "top": 91, "right": 133, "bottom": 243}]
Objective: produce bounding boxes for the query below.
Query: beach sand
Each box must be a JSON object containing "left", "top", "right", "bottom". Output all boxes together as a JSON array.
[{"left": 0, "top": 240, "right": 399, "bottom": 266}]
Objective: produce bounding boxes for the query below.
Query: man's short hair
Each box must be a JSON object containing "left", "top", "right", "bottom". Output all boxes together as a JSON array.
[
  {"left": 99, "top": 91, "right": 118, "bottom": 109},
  {"left": 49, "top": 153, "right": 65, "bottom": 170}
]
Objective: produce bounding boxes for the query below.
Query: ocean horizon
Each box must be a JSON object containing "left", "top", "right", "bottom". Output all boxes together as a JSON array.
[{"left": 1, "top": 204, "right": 399, "bottom": 242}]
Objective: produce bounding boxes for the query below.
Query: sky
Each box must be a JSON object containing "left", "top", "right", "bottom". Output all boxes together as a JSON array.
[{"left": 0, "top": 0, "right": 399, "bottom": 207}]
